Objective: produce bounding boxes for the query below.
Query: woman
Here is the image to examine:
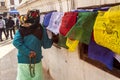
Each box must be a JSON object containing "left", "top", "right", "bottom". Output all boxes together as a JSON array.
[{"left": 13, "top": 9, "right": 53, "bottom": 80}]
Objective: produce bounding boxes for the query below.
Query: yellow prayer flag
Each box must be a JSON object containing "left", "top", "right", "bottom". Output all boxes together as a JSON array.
[{"left": 94, "top": 6, "right": 120, "bottom": 55}]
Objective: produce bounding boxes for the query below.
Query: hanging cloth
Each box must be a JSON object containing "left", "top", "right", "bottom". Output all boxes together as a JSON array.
[
  {"left": 93, "top": 7, "right": 109, "bottom": 12},
  {"left": 43, "top": 12, "right": 53, "bottom": 27},
  {"left": 66, "top": 38, "right": 79, "bottom": 52},
  {"left": 59, "top": 12, "right": 78, "bottom": 36},
  {"left": 40, "top": 14, "right": 45, "bottom": 25},
  {"left": 47, "top": 12, "right": 64, "bottom": 35},
  {"left": 93, "top": 5, "right": 120, "bottom": 55},
  {"left": 113, "top": 57, "right": 120, "bottom": 70},
  {"left": 42, "top": 25, "right": 53, "bottom": 49},
  {"left": 88, "top": 38, "right": 114, "bottom": 70},
  {"left": 66, "top": 12, "right": 98, "bottom": 44},
  {"left": 46, "top": 29, "right": 53, "bottom": 39},
  {"left": 115, "top": 54, "right": 120, "bottom": 63},
  {"left": 57, "top": 34, "right": 68, "bottom": 49}
]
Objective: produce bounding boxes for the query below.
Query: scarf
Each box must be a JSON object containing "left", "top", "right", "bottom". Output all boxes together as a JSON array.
[{"left": 19, "top": 22, "right": 43, "bottom": 40}]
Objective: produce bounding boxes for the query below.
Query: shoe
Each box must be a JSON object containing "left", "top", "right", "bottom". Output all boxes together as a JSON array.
[
  {"left": 6, "top": 37, "right": 8, "bottom": 40},
  {"left": 0, "top": 39, "right": 3, "bottom": 41}
]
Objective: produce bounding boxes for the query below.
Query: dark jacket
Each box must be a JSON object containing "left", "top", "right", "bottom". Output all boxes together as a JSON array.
[{"left": 6, "top": 19, "right": 14, "bottom": 29}]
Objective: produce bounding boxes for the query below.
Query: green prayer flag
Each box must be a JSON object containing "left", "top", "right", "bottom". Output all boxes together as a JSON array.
[{"left": 66, "top": 12, "right": 98, "bottom": 44}]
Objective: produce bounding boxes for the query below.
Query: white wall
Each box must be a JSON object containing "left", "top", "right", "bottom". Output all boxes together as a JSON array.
[
  {"left": 14, "top": 0, "right": 20, "bottom": 8},
  {"left": 17, "top": 0, "right": 120, "bottom": 14},
  {"left": 0, "top": 0, "right": 5, "bottom": 2},
  {"left": 74, "top": 0, "right": 120, "bottom": 8},
  {"left": 42, "top": 46, "right": 120, "bottom": 80},
  {"left": 5, "top": 0, "right": 20, "bottom": 11}
]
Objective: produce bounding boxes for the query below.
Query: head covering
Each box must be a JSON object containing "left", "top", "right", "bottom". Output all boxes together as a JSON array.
[
  {"left": 19, "top": 15, "right": 26, "bottom": 24},
  {"left": 19, "top": 9, "right": 43, "bottom": 40}
]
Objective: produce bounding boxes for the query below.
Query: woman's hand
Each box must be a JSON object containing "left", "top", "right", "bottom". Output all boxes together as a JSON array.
[{"left": 29, "top": 51, "right": 36, "bottom": 58}]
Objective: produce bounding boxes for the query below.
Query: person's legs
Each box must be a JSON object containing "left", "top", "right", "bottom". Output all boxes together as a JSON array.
[
  {"left": 32, "top": 62, "right": 44, "bottom": 80},
  {"left": 6, "top": 29, "right": 9, "bottom": 39},
  {"left": 17, "top": 63, "right": 32, "bottom": 80},
  {"left": 3, "top": 28, "right": 7, "bottom": 39},
  {"left": 10, "top": 29, "right": 13, "bottom": 39},
  {"left": 17, "top": 62, "right": 44, "bottom": 80},
  {"left": 0, "top": 29, "right": 3, "bottom": 41},
  {"left": 12, "top": 27, "right": 16, "bottom": 35}
]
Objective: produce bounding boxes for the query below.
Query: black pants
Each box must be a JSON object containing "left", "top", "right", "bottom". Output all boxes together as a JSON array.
[
  {"left": 0, "top": 28, "right": 3, "bottom": 41},
  {"left": 0, "top": 28, "right": 7, "bottom": 41},
  {"left": 6, "top": 29, "right": 13, "bottom": 39},
  {"left": 3, "top": 28, "right": 7, "bottom": 38}
]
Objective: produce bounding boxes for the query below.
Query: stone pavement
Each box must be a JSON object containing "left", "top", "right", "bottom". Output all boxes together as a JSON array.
[
  {"left": 0, "top": 37, "right": 54, "bottom": 80},
  {"left": 0, "top": 39, "right": 15, "bottom": 59},
  {"left": 0, "top": 38, "right": 16, "bottom": 80}
]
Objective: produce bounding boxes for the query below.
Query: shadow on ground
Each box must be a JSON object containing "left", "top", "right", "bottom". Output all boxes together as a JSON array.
[{"left": 0, "top": 39, "right": 13, "bottom": 47}]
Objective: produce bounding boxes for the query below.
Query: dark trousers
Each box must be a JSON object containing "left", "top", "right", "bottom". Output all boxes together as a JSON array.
[
  {"left": 0, "top": 28, "right": 7, "bottom": 41},
  {"left": 3, "top": 28, "right": 7, "bottom": 38},
  {"left": 13, "top": 27, "right": 15, "bottom": 35},
  {"left": 0, "top": 28, "right": 3, "bottom": 41},
  {"left": 6, "top": 29, "right": 13, "bottom": 39}
]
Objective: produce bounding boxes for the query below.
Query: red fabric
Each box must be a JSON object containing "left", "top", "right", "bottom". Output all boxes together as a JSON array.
[{"left": 59, "top": 12, "right": 78, "bottom": 36}]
